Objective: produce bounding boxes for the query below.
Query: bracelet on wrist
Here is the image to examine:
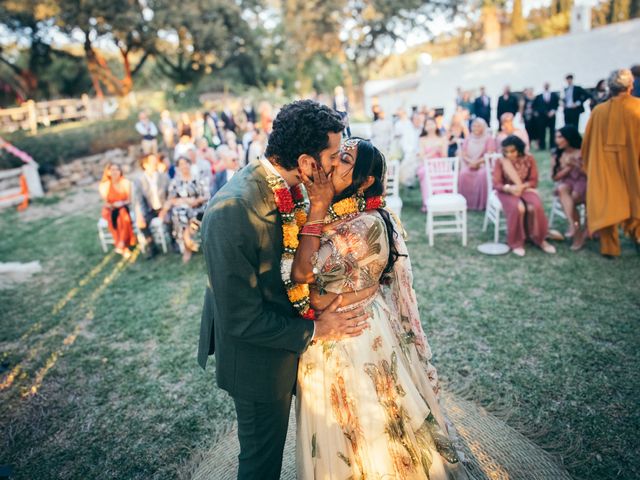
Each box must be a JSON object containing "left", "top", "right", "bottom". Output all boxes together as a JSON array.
[
  {"left": 299, "top": 232, "right": 322, "bottom": 238},
  {"left": 300, "top": 224, "right": 323, "bottom": 236}
]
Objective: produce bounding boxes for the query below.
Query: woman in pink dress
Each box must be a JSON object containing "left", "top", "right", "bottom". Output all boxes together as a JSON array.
[
  {"left": 458, "top": 118, "right": 495, "bottom": 210},
  {"left": 551, "top": 125, "right": 586, "bottom": 245},
  {"left": 494, "top": 135, "right": 556, "bottom": 257},
  {"left": 417, "top": 117, "right": 448, "bottom": 211}
]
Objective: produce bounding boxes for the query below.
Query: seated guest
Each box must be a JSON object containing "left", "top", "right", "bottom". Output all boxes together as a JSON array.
[
  {"left": 551, "top": 126, "right": 586, "bottom": 245},
  {"left": 416, "top": 117, "right": 448, "bottom": 211},
  {"left": 99, "top": 163, "right": 137, "bottom": 258},
  {"left": 224, "top": 130, "right": 245, "bottom": 167},
  {"left": 195, "top": 137, "right": 220, "bottom": 175},
  {"left": 370, "top": 110, "right": 394, "bottom": 155},
  {"left": 495, "top": 113, "right": 530, "bottom": 151},
  {"left": 134, "top": 154, "right": 169, "bottom": 259},
  {"left": 177, "top": 113, "right": 192, "bottom": 138},
  {"left": 447, "top": 112, "right": 469, "bottom": 157},
  {"left": 160, "top": 157, "right": 209, "bottom": 263},
  {"left": 458, "top": 118, "right": 495, "bottom": 210},
  {"left": 173, "top": 135, "right": 195, "bottom": 162},
  {"left": 247, "top": 129, "right": 267, "bottom": 164},
  {"left": 187, "top": 147, "right": 213, "bottom": 192},
  {"left": 211, "top": 147, "right": 240, "bottom": 197},
  {"left": 493, "top": 135, "right": 556, "bottom": 257}
]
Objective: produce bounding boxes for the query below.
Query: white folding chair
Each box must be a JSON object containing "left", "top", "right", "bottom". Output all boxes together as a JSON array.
[
  {"left": 482, "top": 153, "right": 506, "bottom": 243},
  {"left": 97, "top": 212, "right": 147, "bottom": 253},
  {"left": 384, "top": 160, "right": 403, "bottom": 220},
  {"left": 423, "top": 157, "right": 467, "bottom": 247},
  {"left": 149, "top": 216, "right": 170, "bottom": 254},
  {"left": 97, "top": 217, "right": 114, "bottom": 253}
]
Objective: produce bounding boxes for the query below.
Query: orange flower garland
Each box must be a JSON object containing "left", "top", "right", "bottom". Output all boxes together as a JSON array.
[
  {"left": 268, "top": 174, "right": 387, "bottom": 321},
  {"left": 268, "top": 177, "right": 317, "bottom": 320}
]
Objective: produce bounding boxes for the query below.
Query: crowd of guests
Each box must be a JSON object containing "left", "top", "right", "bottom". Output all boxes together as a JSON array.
[
  {"left": 99, "top": 67, "right": 639, "bottom": 262},
  {"left": 101, "top": 99, "right": 278, "bottom": 262},
  {"left": 370, "top": 67, "right": 639, "bottom": 257}
]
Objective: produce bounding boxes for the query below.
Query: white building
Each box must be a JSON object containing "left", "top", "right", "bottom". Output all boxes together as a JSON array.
[{"left": 364, "top": 18, "right": 640, "bottom": 131}]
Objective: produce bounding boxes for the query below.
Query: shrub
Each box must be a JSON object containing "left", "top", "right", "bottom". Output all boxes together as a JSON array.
[{"left": 0, "top": 117, "right": 139, "bottom": 174}]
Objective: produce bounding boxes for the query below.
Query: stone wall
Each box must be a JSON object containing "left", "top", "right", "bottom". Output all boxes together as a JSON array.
[{"left": 41, "top": 146, "right": 139, "bottom": 193}]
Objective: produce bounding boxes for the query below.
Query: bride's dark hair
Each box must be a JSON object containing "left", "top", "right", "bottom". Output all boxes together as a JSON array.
[{"left": 332, "top": 137, "right": 404, "bottom": 279}]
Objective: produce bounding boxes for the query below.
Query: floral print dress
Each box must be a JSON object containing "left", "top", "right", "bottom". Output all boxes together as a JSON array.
[
  {"left": 167, "top": 175, "right": 209, "bottom": 242},
  {"left": 297, "top": 212, "right": 468, "bottom": 480}
]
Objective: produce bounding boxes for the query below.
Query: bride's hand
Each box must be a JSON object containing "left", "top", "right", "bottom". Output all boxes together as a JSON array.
[{"left": 301, "top": 163, "right": 334, "bottom": 214}]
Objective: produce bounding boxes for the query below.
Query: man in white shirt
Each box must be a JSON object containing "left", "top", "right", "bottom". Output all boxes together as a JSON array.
[
  {"left": 135, "top": 112, "right": 159, "bottom": 154},
  {"left": 134, "top": 154, "right": 169, "bottom": 258},
  {"left": 210, "top": 146, "right": 240, "bottom": 197}
]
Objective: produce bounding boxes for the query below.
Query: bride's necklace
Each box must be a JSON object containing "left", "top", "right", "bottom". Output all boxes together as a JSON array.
[
  {"left": 267, "top": 172, "right": 385, "bottom": 321},
  {"left": 325, "top": 194, "right": 385, "bottom": 223}
]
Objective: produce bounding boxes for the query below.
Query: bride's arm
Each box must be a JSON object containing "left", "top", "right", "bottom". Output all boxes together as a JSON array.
[{"left": 291, "top": 164, "right": 333, "bottom": 284}]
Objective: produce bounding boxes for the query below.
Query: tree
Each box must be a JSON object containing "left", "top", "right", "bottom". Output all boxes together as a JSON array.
[
  {"left": 608, "top": 0, "right": 631, "bottom": 22},
  {"left": 511, "top": 0, "right": 527, "bottom": 40},
  {"left": 279, "top": 0, "right": 463, "bottom": 100},
  {"left": 53, "top": 0, "right": 155, "bottom": 98},
  {"left": 150, "top": 0, "right": 258, "bottom": 86},
  {"left": 0, "top": 0, "right": 59, "bottom": 99}
]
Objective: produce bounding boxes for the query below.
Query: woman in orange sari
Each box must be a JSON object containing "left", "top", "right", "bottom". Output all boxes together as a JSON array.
[{"left": 99, "top": 163, "right": 136, "bottom": 257}]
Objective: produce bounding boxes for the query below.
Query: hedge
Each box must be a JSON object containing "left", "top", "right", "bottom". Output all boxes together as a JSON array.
[{"left": 0, "top": 117, "right": 139, "bottom": 174}]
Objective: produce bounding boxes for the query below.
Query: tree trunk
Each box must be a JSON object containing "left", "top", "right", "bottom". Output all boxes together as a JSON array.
[
  {"left": 84, "top": 36, "right": 105, "bottom": 99},
  {"left": 512, "top": 0, "right": 527, "bottom": 40},
  {"left": 119, "top": 48, "right": 133, "bottom": 97}
]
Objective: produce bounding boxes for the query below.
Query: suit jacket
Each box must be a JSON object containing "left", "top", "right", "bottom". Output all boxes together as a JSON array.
[
  {"left": 210, "top": 169, "right": 233, "bottom": 197},
  {"left": 243, "top": 106, "right": 257, "bottom": 123},
  {"left": 497, "top": 94, "right": 519, "bottom": 119},
  {"left": 533, "top": 92, "right": 560, "bottom": 118},
  {"left": 473, "top": 96, "right": 492, "bottom": 123},
  {"left": 133, "top": 172, "right": 169, "bottom": 220},
  {"left": 198, "top": 161, "right": 315, "bottom": 401},
  {"left": 220, "top": 111, "right": 237, "bottom": 132},
  {"left": 563, "top": 85, "right": 588, "bottom": 113}
]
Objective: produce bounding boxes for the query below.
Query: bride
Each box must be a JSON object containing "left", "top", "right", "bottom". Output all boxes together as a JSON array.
[{"left": 291, "top": 138, "right": 469, "bottom": 479}]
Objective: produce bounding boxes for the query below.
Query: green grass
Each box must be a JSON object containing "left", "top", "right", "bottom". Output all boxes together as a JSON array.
[{"left": 1, "top": 152, "right": 638, "bottom": 479}]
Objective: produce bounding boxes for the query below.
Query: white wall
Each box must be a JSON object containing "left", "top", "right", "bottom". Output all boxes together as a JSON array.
[{"left": 367, "top": 19, "right": 640, "bottom": 131}]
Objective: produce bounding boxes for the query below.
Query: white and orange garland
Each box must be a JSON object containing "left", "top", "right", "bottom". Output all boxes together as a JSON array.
[{"left": 267, "top": 174, "right": 385, "bottom": 321}]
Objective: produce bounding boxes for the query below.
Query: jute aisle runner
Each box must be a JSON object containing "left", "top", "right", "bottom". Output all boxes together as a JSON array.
[{"left": 192, "top": 391, "right": 572, "bottom": 480}]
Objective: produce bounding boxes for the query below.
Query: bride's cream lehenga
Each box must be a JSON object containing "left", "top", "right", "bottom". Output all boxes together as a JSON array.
[{"left": 296, "top": 211, "right": 469, "bottom": 480}]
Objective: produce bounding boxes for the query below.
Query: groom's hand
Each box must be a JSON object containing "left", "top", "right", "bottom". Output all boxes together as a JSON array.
[{"left": 313, "top": 295, "right": 370, "bottom": 341}]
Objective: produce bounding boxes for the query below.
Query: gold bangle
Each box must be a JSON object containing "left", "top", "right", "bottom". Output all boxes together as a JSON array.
[
  {"left": 304, "top": 220, "right": 325, "bottom": 226},
  {"left": 299, "top": 232, "right": 322, "bottom": 238}
]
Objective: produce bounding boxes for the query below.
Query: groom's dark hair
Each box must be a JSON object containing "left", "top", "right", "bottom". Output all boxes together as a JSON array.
[{"left": 265, "top": 100, "right": 344, "bottom": 171}]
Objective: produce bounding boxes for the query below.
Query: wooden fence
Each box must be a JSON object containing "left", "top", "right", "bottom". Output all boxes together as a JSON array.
[{"left": 0, "top": 95, "right": 114, "bottom": 134}]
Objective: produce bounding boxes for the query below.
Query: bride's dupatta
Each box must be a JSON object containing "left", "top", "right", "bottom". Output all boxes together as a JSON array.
[{"left": 381, "top": 215, "right": 462, "bottom": 449}]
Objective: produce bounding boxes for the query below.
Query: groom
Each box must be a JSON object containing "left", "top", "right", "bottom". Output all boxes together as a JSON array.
[{"left": 198, "top": 100, "right": 370, "bottom": 479}]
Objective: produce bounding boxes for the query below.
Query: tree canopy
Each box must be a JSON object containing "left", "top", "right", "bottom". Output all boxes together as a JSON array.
[{"left": 0, "top": 0, "right": 637, "bottom": 105}]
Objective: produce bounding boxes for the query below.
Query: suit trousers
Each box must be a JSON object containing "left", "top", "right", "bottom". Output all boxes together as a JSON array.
[
  {"left": 564, "top": 108, "right": 581, "bottom": 128},
  {"left": 537, "top": 116, "right": 555, "bottom": 150},
  {"left": 234, "top": 393, "right": 293, "bottom": 480}
]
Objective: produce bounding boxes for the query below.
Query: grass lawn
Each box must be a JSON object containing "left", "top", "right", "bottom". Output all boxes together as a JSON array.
[{"left": 1, "top": 153, "right": 638, "bottom": 480}]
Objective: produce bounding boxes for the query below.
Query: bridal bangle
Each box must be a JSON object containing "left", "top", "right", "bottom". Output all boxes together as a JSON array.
[{"left": 300, "top": 224, "right": 323, "bottom": 237}]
